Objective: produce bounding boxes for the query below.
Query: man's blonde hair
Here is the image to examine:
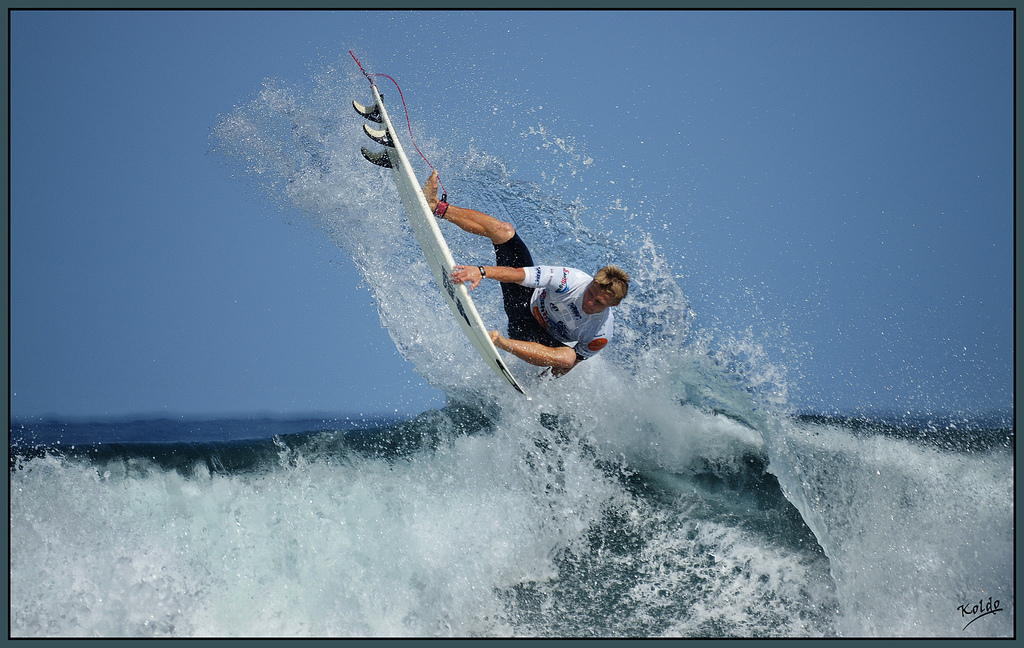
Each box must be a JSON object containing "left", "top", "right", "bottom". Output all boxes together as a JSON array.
[{"left": 593, "top": 265, "right": 630, "bottom": 304}]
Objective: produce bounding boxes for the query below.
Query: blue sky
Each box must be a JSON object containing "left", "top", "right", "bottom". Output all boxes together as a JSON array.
[{"left": 10, "top": 10, "right": 1014, "bottom": 419}]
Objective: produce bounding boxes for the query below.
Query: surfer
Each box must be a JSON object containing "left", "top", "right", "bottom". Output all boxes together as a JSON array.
[{"left": 422, "top": 171, "right": 630, "bottom": 377}]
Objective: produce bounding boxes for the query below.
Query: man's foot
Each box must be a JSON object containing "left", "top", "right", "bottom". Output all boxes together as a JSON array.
[
  {"left": 419, "top": 173, "right": 515, "bottom": 245},
  {"left": 421, "top": 171, "right": 440, "bottom": 213}
]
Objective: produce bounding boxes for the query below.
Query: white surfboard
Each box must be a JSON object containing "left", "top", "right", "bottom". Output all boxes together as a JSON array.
[{"left": 354, "top": 85, "right": 526, "bottom": 394}]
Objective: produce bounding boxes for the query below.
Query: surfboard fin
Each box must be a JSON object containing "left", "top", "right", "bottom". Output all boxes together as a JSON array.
[
  {"left": 362, "top": 123, "right": 394, "bottom": 147},
  {"left": 360, "top": 147, "right": 393, "bottom": 168},
  {"left": 353, "top": 99, "right": 383, "bottom": 123}
]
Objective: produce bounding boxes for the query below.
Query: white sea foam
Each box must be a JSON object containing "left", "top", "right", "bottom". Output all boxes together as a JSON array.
[{"left": 765, "top": 419, "right": 1013, "bottom": 637}]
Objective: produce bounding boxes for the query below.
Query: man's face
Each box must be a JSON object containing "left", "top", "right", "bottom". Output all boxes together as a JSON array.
[{"left": 581, "top": 281, "right": 616, "bottom": 315}]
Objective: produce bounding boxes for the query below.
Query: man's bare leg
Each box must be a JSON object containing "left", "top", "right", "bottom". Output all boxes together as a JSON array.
[{"left": 422, "top": 171, "right": 515, "bottom": 245}]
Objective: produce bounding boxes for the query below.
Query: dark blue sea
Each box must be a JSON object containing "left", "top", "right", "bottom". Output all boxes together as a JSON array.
[{"left": 10, "top": 61, "right": 1013, "bottom": 638}]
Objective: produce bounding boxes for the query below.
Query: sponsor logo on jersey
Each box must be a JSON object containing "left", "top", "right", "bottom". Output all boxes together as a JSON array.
[
  {"left": 533, "top": 267, "right": 543, "bottom": 284},
  {"left": 532, "top": 306, "right": 547, "bottom": 328},
  {"left": 556, "top": 267, "right": 570, "bottom": 293},
  {"left": 569, "top": 303, "right": 582, "bottom": 320},
  {"left": 587, "top": 338, "right": 608, "bottom": 352}
]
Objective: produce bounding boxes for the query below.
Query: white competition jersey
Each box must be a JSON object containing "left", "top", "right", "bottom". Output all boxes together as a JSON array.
[{"left": 521, "top": 266, "right": 613, "bottom": 359}]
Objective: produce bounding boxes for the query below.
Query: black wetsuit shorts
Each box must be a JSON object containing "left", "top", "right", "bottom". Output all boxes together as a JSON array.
[{"left": 493, "top": 234, "right": 566, "bottom": 349}]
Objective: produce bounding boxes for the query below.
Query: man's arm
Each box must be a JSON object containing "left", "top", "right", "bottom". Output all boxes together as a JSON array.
[
  {"left": 450, "top": 264, "right": 523, "bottom": 290},
  {"left": 489, "top": 330, "right": 579, "bottom": 372},
  {"left": 452, "top": 265, "right": 581, "bottom": 375}
]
